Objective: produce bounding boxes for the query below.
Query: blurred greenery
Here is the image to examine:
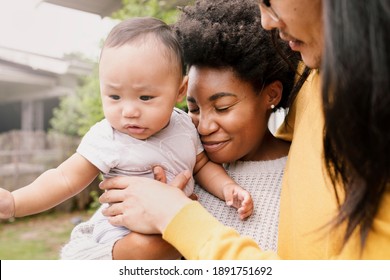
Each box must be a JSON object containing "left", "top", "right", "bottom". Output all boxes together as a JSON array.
[
  {"left": 0, "top": 212, "right": 91, "bottom": 260},
  {"left": 88, "top": 190, "right": 102, "bottom": 214},
  {"left": 114, "top": 0, "right": 178, "bottom": 23},
  {"left": 51, "top": 67, "right": 103, "bottom": 137},
  {"left": 50, "top": 0, "right": 193, "bottom": 137}
]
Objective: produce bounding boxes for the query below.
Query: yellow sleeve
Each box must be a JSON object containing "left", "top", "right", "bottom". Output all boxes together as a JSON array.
[{"left": 163, "top": 202, "right": 279, "bottom": 260}]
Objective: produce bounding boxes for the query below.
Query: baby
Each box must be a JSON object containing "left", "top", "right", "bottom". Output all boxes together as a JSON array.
[{"left": 0, "top": 17, "right": 253, "bottom": 245}]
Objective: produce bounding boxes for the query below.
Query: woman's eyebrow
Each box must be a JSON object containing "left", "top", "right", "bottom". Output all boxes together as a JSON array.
[{"left": 209, "top": 92, "right": 237, "bottom": 101}]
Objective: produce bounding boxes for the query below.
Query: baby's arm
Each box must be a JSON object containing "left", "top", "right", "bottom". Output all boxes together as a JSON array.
[
  {"left": 193, "top": 152, "right": 253, "bottom": 220},
  {"left": 2, "top": 153, "right": 100, "bottom": 218},
  {"left": 0, "top": 188, "right": 14, "bottom": 219}
]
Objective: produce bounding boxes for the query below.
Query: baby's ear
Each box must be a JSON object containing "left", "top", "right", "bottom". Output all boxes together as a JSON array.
[
  {"left": 265, "top": 80, "right": 283, "bottom": 108},
  {"left": 177, "top": 76, "right": 188, "bottom": 102}
]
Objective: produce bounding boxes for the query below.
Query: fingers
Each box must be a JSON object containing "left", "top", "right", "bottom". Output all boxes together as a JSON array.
[
  {"left": 102, "top": 203, "right": 123, "bottom": 217},
  {"left": 153, "top": 166, "right": 167, "bottom": 183},
  {"left": 99, "top": 189, "right": 126, "bottom": 204},
  {"left": 100, "top": 176, "right": 134, "bottom": 191},
  {"left": 243, "top": 191, "right": 252, "bottom": 202},
  {"left": 224, "top": 190, "right": 234, "bottom": 206},
  {"left": 237, "top": 193, "right": 254, "bottom": 220},
  {"left": 223, "top": 188, "right": 254, "bottom": 220},
  {"left": 226, "top": 191, "right": 243, "bottom": 209},
  {"left": 106, "top": 214, "right": 125, "bottom": 227},
  {"left": 238, "top": 203, "right": 254, "bottom": 220},
  {"left": 169, "top": 170, "right": 191, "bottom": 190},
  {"left": 102, "top": 204, "right": 130, "bottom": 228}
]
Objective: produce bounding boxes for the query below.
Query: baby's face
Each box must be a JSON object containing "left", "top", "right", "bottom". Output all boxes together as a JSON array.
[{"left": 99, "top": 42, "right": 183, "bottom": 140}]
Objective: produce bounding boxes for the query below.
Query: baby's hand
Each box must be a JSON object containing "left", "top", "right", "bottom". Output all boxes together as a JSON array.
[
  {"left": 0, "top": 188, "right": 15, "bottom": 219},
  {"left": 223, "top": 184, "right": 253, "bottom": 220}
]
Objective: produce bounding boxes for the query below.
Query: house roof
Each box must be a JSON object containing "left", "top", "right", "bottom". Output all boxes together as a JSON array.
[
  {"left": 42, "top": 0, "right": 122, "bottom": 17},
  {"left": 0, "top": 46, "right": 93, "bottom": 103}
]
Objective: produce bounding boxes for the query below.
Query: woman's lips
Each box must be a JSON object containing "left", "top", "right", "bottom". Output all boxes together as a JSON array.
[
  {"left": 279, "top": 32, "right": 303, "bottom": 51},
  {"left": 202, "top": 140, "right": 229, "bottom": 154},
  {"left": 288, "top": 40, "right": 303, "bottom": 51}
]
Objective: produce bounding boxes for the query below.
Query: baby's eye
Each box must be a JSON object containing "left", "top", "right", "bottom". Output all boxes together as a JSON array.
[
  {"left": 109, "top": 95, "right": 120, "bottom": 100},
  {"left": 140, "top": 95, "right": 154, "bottom": 101}
]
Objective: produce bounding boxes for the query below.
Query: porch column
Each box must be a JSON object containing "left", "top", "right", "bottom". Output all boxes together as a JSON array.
[
  {"left": 21, "top": 100, "right": 34, "bottom": 131},
  {"left": 21, "top": 99, "right": 44, "bottom": 131}
]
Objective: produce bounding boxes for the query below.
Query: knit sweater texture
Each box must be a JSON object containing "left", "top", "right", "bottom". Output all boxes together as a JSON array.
[{"left": 196, "top": 157, "right": 286, "bottom": 252}]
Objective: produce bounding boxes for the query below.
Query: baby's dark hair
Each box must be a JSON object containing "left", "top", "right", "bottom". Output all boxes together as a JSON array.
[
  {"left": 173, "top": 0, "right": 300, "bottom": 108},
  {"left": 102, "top": 17, "right": 184, "bottom": 77}
]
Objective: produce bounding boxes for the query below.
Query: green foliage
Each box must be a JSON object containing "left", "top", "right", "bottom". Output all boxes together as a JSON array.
[
  {"left": 50, "top": 93, "right": 83, "bottom": 137},
  {"left": 87, "top": 190, "right": 102, "bottom": 214},
  {"left": 113, "top": 0, "right": 193, "bottom": 23},
  {"left": 50, "top": 66, "right": 103, "bottom": 137},
  {"left": 176, "top": 98, "right": 188, "bottom": 112}
]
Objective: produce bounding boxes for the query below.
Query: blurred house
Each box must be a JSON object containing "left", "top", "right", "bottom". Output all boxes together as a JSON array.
[
  {"left": 0, "top": 0, "right": 122, "bottom": 133},
  {"left": 43, "top": 0, "right": 122, "bottom": 18},
  {"left": 0, "top": 47, "right": 95, "bottom": 208},
  {"left": 0, "top": 46, "right": 93, "bottom": 132},
  {"left": 0, "top": 1, "right": 121, "bottom": 210}
]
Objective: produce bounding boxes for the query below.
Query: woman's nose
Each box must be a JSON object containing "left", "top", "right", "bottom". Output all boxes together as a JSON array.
[
  {"left": 197, "top": 114, "right": 218, "bottom": 136},
  {"left": 259, "top": 6, "right": 280, "bottom": 31}
]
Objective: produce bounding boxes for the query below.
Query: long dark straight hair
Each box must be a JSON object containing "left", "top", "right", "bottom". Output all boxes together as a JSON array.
[{"left": 322, "top": 0, "right": 390, "bottom": 249}]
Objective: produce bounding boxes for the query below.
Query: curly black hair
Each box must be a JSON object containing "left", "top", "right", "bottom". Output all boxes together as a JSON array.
[{"left": 173, "top": 0, "right": 300, "bottom": 108}]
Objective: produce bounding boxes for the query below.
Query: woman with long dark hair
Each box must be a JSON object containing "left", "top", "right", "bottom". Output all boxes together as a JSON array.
[{"left": 321, "top": 0, "right": 390, "bottom": 251}]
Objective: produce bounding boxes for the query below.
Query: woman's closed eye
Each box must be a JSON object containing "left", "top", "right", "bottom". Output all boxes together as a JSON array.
[
  {"left": 214, "top": 98, "right": 241, "bottom": 113},
  {"left": 188, "top": 105, "right": 199, "bottom": 114},
  {"left": 215, "top": 106, "right": 230, "bottom": 112}
]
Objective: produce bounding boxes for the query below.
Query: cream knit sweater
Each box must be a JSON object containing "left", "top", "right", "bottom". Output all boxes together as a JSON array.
[{"left": 196, "top": 157, "right": 286, "bottom": 252}]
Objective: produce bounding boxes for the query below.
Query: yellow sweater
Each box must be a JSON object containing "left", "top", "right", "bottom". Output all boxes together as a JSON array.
[{"left": 163, "top": 71, "right": 390, "bottom": 259}]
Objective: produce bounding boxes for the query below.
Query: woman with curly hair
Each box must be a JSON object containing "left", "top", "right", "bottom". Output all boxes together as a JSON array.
[
  {"left": 173, "top": 0, "right": 300, "bottom": 254},
  {"left": 60, "top": 0, "right": 300, "bottom": 259}
]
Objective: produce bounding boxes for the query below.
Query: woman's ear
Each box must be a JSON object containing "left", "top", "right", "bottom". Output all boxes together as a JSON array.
[
  {"left": 264, "top": 80, "right": 283, "bottom": 109},
  {"left": 177, "top": 76, "right": 189, "bottom": 103}
]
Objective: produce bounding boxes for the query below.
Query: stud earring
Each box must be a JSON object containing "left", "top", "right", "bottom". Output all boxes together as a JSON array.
[{"left": 271, "top": 104, "right": 275, "bottom": 109}]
